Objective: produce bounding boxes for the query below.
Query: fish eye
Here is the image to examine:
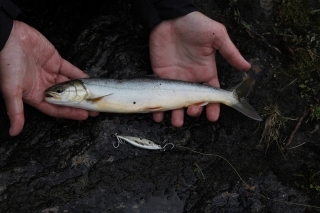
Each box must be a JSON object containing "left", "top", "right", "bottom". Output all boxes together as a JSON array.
[{"left": 54, "top": 86, "right": 65, "bottom": 93}]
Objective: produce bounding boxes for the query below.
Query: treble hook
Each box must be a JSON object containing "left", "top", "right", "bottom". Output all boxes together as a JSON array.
[
  {"left": 112, "top": 133, "right": 125, "bottom": 148},
  {"left": 160, "top": 140, "right": 175, "bottom": 151}
]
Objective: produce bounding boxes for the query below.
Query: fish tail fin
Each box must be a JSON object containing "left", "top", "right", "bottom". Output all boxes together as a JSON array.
[{"left": 229, "top": 78, "right": 263, "bottom": 121}]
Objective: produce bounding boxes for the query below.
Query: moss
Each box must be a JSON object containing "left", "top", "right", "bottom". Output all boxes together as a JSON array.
[
  {"left": 274, "top": 0, "right": 309, "bottom": 30},
  {"left": 273, "top": 0, "right": 320, "bottom": 120},
  {"left": 310, "top": 104, "right": 320, "bottom": 121},
  {"left": 288, "top": 48, "right": 320, "bottom": 97},
  {"left": 293, "top": 170, "right": 320, "bottom": 197}
]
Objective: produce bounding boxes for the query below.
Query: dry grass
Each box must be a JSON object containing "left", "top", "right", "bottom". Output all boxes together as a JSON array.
[{"left": 260, "top": 103, "right": 295, "bottom": 159}]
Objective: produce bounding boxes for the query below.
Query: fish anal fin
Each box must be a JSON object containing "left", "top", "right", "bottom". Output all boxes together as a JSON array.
[
  {"left": 193, "top": 102, "right": 209, "bottom": 107},
  {"left": 144, "top": 106, "right": 163, "bottom": 112}
]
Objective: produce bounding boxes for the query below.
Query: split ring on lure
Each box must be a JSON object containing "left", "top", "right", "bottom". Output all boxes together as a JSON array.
[{"left": 112, "top": 133, "right": 174, "bottom": 151}]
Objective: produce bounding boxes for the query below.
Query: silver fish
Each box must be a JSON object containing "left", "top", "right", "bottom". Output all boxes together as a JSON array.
[{"left": 44, "top": 77, "right": 262, "bottom": 121}]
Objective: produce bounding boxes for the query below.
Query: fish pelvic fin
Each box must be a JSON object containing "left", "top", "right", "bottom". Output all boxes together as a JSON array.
[{"left": 230, "top": 78, "right": 263, "bottom": 121}]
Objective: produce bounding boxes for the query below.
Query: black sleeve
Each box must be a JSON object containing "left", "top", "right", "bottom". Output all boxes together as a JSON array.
[
  {"left": 0, "top": 0, "right": 21, "bottom": 51},
  {"left": 131, "top": 0, "right": 197, "bottom": 31}
]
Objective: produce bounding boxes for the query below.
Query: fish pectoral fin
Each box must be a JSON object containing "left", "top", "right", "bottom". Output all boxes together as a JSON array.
[{"left": 87, "top": 94, "right": 113, "bottom": 103}]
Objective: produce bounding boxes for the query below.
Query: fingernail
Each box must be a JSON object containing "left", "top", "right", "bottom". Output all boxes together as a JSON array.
[{"left": 9, "top": 126, "right": 12, "bottom": 134}]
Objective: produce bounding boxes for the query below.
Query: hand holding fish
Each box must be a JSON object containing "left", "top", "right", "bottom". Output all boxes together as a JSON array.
[
  {"left": 149, "top": 11, "right": 251, "bottom": 126},
  {"left": 0, "top": 21, "right": 98, "bottom": 136},
  {"left": 1, "top": 11, "right": 254, "bottom": 136}
]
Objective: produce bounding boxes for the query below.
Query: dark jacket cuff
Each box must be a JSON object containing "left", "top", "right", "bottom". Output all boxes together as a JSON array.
[
  {"left": 0, "top": 0, "right": 21, "bottom": 51},
  {"left": 131, "top": 0, "right": 197, "bottom": 31},
  {"left": 131, "top": 0, "right": 162, "bottom": 31},
  {"left": 153, "top": 0, "right": 197, "bottom": 20},
  {"left": 0, "top": 11, "right": 13, "bottom": 51}
]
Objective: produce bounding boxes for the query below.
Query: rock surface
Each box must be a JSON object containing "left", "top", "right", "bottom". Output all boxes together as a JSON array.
[{"left": 0, "top": 0, "right": 319, "bottom": 212}]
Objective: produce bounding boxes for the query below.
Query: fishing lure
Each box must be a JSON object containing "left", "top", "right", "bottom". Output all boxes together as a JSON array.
[{"left": 113, "top": 133, "right": 174, "bottom": 151}]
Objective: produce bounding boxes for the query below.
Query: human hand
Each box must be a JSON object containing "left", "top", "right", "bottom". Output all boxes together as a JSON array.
[
  {"left": 149, "top": 11, "right": 251, "bottom": 127},
  {"left": 0, "top": 21, "right": 98, "bottom": 136}
]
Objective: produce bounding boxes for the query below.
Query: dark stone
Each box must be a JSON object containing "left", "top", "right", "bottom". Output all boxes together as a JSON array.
[{"left": 0, "top": 0, "right": 319, "bottom": 212}]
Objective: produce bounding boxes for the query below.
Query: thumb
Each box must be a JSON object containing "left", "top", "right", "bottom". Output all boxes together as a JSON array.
[{"left": 3, "top": 92, "right": 25, "bottom": 136}]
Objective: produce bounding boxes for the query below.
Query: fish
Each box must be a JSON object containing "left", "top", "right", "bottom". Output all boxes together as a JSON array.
[{"left": 44, "top": 77, "right": 263, "bottom": 121}]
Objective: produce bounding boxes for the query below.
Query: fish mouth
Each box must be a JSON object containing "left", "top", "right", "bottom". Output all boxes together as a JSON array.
[{"left": 44, "top": 92, "right": 61, "bottom": 100}]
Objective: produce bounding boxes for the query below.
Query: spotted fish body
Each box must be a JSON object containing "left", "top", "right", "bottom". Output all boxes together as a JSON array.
[{"left": 44, "top": 77, "right": 262, "bottom": 121}]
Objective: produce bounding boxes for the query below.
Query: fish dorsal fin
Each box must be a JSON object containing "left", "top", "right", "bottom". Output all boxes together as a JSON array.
[{"left": 127, "top": 74, "right": 159, "bottom": 79}]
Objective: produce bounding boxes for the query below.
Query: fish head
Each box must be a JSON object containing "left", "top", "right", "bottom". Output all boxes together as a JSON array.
[{"left": 45, "top": 80, "right": 88, "bottom": 106}]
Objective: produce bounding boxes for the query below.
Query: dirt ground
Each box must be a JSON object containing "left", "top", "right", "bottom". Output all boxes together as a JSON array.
[{"left": 0, "top": 0, "right": 319, "bottom": 212}]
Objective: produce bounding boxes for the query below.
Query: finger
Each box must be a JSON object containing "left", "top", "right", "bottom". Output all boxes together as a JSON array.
[
  {"left": 205, "top": 76, "right": 220, "bottom": 121},
  {"left": 39, "top": 102, "right": 89, "bottom": 120},
  {"left": 220, "top": 43, "right": 251, "bottom": 71},
  {"left": 59, "top": 59, "right": 89, "bottom": 79},
  {"left": 3, "top": 94, "right": 25, "bottom": 136},
  {"left": 55, "top": 74, "right": 70, "bottom": 84},
  {"left": 219, "top": 42, "right": 251, "bottom": 71},
  {"left": 213, "top": 26, "right": 251, "bottom": 71},
  {"left": 171, "top": 109, "right": 184, "bottom": 127},
  {"left": 89, "top": 111, "right": 99, "bottom": 117},
  {"left": 206, "top": 103, "right": 220, "bottom": 122},
  {"left": 153, "top": 111, "right": 164, "bottom": 123},
  {"left": 187, "top": 105, "right": 203, "bottom": 117},
  {"left": 206, "top": 75, "right": 220, "bottom": 88}
]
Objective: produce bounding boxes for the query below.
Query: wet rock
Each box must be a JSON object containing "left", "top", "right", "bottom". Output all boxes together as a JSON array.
[
  {"left": 0, "top": 0, "right": 320, "bottom": 212},
  {"left": 260, "top": 0, "right": 274, "bottom": 17},
  {"left": 184, "top": 174, "right": 309, "bottom": 213}
]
